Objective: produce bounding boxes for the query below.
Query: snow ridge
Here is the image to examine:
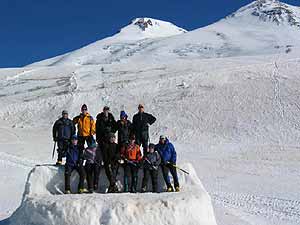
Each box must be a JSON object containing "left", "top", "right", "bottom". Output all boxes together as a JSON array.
[{"left": 229, "top": 0, "right": 300, "bottom": 27}]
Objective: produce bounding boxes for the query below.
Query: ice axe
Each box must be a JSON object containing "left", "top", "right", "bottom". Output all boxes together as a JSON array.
[
  {"left": 52, "top": 141, "right": 57, "bottom": 160},
  {"left": 167, "top": 161, "right": 189, "bottom": 175}
]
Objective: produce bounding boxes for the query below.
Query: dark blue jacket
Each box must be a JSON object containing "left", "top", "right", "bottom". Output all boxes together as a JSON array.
[
  {"left": 66, "top": 145, "right": 80, "bottom": 168},
  {"left": 156, "top": 139, "right": 176, "bottom": 164},
  {"left": 52, "top": 117, "right": 75, "bottom": 140}
]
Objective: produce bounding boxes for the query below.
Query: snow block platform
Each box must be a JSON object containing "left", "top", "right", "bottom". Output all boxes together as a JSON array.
[{"left": 6, "top": 163, "right": 217, "bottom": 225}]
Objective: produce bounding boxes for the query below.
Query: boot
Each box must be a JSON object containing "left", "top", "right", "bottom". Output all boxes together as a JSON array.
[
  {"left": 167, "top": 185, "right": 174, "bottom": 192},
  {"left": 124, "top": 177, "right": 129, "bottom": 192}
]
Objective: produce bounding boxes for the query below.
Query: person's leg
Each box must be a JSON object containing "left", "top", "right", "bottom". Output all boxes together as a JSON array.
[
  {"left": 77, "top": 165, "right": 86, "bottom": 191},
  {"left": 84, "top": 163, "right": 93, "bottom": 191},
  {"left": 141, "top": 169, "right": 150, "bottom": 192},
  {"left": 57, "top": 140, "right": 64, "bottom": 163},
  {"left": 77, "top": 136, "right": 85, "bottom": 152},
  {"left": 131, "top": 165, "right": 138, "bottom": 193},
  {"left": 161, "top": 165, "right": 172, "bottom": 190},
  {"left": 169, "top": 164, "right": 179, "bottom": 188},
  {"left": 64, "top": 165, "right": 72, "bottom": 192},
  {"left": 123, "top": 164, "right": 130, "bottom": 192},
  {"left": 151, "top": 169, "right": 159, "bottom": 193},
  {"left": 94, "top": 164, "right": 100, "bottom": 191},
  {"left": 141, "top": 133, "right": 149, "bottom": 156}
]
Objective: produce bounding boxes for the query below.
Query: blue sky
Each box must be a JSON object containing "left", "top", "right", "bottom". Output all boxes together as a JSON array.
[{"left": 0, "top": 0, "right": 299, "bottom": 68}]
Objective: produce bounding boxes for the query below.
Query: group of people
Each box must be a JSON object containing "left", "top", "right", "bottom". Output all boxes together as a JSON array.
[{"left": 52, "top": 104, "right": 179, "bottom": 194}]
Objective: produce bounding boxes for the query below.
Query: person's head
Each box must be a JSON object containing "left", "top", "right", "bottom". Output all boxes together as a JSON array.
[
  {"left": 129, "top": 134, "right": 136, "bottom": 144},
  {"left": 159, "top": 135, "right": 167, "bottom": 145},
  {"left": 149, "top": 143, "right": 155, "bottom": 153},
  {"left": 81, "top": 104, "right": 88, "bottom": 115},
  {"left": 62, "top": 110, "right": 68, "bottom": 119},
  {"left": 138, "top": 104, "right": 144, "bottom": 113},
  {"left": 108, "top": 133, "right": 116, "bottom": 143},
  {"left": 88, "top": 142, "right": 97, "bottom": 149},
  {"left": 120, "top": 110, "right": 127, "bottom": 121},
  {"left": 103, "top": 106, "right": 110, "bottom": 117},
  {"left": 71, "top": 134, "right": 78, "bottom": 146}
]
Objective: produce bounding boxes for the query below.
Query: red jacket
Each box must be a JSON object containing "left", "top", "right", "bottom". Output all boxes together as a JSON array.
[{"left": 121, "top": 143, "right": 142, "bottom": 162}]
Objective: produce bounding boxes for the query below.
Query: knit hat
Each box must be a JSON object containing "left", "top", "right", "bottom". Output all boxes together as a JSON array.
[
  {"left": 62, "top": 110, "right": 68, "bottom": 115},
  {"left": 81, "top": 104, "right": 88, "bottom": 111},
  {"left": 159, "top": 135, "right": 167, "bottom": 140},
  {"left": 88, "top": 142, "right": 97, "bottom": 148},
  {"left": 149, "top": 143, "right": 155, "bottom": 149},
  {"left": 71, "top": 134, "right": 78, "bottom": 140},
  {"left": 120, "top": 110, "right": 128, "bottom": 119},
  {"left": 103, "top": 106, "right": 110, "bottom": 111}
]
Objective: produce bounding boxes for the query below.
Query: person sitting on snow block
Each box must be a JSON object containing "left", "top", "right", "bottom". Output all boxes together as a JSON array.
[
  {"left": 82, "top": 142, "right": 100, "bottom": 193},
  {"left": 156, "top": 135, "right": 180, "bottom": 192},
  {"left": 120, "top": 134, "right": 142, "bottom": 193},
  {"left": 102, "top": 133, "right": 120, "bottom": 193},
  {"left": 141, "top": 143, "right": 161, "bottom": 193},
  {"left": 64, "top": 134, "right": 86, "bottom": 194}
]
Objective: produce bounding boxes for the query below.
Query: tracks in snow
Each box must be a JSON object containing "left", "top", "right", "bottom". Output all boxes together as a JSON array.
[{"left": 212, "top": 192, "right": 300, "bottom": 224}]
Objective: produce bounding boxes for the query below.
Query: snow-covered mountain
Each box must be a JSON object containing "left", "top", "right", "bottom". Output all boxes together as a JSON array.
[
  {"left": 230, "top": 0, "right": 300, "bottom": 27},
  {"left": 29, "top": 17, "right": 187, "bottom": 66},
  {"left": 29, "top": 0, "right": 300, "bottom": 67}
]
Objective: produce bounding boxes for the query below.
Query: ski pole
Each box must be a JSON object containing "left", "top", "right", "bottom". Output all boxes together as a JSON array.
[
  {"left": 52, "top": 141, "right": 57, "bottom": 160},
  {"left": 167, "top": 162, "right": 189, "bottom": 175}
]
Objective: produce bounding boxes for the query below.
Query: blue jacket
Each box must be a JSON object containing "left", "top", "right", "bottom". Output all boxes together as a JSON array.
[
  {"left": 156, "top": 139, "right": 176, "bottom": 164},
  {"left": 66, "top": 145, "right": 80, "bottom": 168}
]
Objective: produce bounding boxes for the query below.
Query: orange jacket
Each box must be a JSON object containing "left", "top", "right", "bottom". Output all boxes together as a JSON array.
[
  {"left": 73, "top": 113, "right": 96, "bottom": 137},
  {"left": 121, "top": 144, "right": 142, "bottom": 162}
]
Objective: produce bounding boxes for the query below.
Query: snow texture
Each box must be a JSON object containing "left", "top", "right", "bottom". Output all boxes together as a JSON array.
[{"left": 5, "top": 164, "right": 217, "bottom": 225}]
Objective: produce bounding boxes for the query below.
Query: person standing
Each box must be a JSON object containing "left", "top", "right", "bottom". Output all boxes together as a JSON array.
[
  {"left": 141, "top": 143, "right": 161, "bottom": 193},
  {"left": 132, "top": 104, "right": 156, "bottom": 155},
  {"left": 96, "top": 106, "right": 116, "bottom": 146},
  {"left": 52, "top": 110, "right": 75, "bottom": 165},
  {"left": 102, "top": 133, "right": 120, "bottom": 193},
  {"left": 115, "top": 110, "right": 132, "bottom": 148},
  {"left": 120, "top": 134, "right": 142, "bottom": 193},
  {"left": 64, "top": 135, "right": 86, "bottom": 194},
  {"left": 73, "top": 104, "right": 96, "bottom": 152},
  {"left": 156, "top": 135, "right": 180, "bottom": 192}
]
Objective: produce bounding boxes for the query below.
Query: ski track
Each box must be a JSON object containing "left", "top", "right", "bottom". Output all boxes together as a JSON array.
[{"left": 212, "top": 192, "right": 300, "bottom": 224}]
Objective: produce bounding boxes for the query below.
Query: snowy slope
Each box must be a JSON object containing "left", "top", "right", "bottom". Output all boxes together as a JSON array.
[{"left": 29, "top": 18, "right": 187, "bottom": 67}]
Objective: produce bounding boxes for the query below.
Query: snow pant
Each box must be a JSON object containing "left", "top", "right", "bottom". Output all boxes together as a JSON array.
[
  {"left": 104, "top": 163, "right": 118, "bottom": 192},
  {"left": 64, "top": 164, "right": 85, "bottom": 191},
  {"left": 57, "top": 139, "right": 70, "bottom": 161},
  {"left": 124, "top": 163, "right": 139, "bottom": 192},
  {"left": 136, "top": 131, "right": 149, "bottom": 156},
  {"left": 161, "top": 164, "right": 179, "bottom": 188},
  {"left": 78, "top": 136, "right": 95, "bottom": 152},
  {"left": 142, "top": 169, "right": 159, "bottom": 193},
  {"left": 84, "top": 163, "right": 100, "bottom": 191}
]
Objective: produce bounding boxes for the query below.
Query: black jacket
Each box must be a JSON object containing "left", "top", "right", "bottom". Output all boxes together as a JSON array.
[
  {"left": 102, "top": 142, "right": 120, "bottom": 165},
  {"left": 96, "top": 112, "right": 116, "bottom": 143},
  {"left": 52, "top": 117, "right": 75, "bottom": 140},
  {"left": 132, "top": 112, "right": 156, "bottom": 137},
  {"left": 115, "top": 120, "right": 133, "bottom": 144}
]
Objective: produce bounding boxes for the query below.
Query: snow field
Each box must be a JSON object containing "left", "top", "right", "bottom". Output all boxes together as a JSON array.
[{"left": 6, "top": 163, "right": 217, "bottom": 225}]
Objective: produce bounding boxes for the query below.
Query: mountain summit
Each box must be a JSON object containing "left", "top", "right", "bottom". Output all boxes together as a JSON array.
[
  {"left": 116, "top": 18, "right": 187, "bottom": 40},
  {"left": 229, "top": 0, "right": 300, "bottom": 27}
]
